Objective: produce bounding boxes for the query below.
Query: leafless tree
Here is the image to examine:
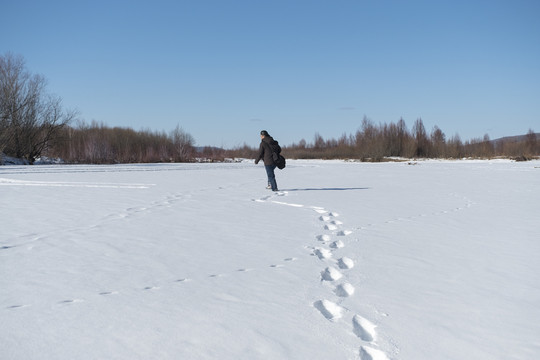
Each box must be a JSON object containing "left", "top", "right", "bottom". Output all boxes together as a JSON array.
[
  {"left": 0, "top": 53, "right": 76, "bottom": 163},
  {"left": 0, "top": 54, "right": 37, "bottom": 158},
  {"left": 430, "top": 126, "right": 446, "bottom": 157},
  {"left": 447, "top": 134, "right": 464, "bottom": 158},
  {"left": 170, "top": 124, "right": 194, "bottom": 162},
  {"left": 313, "top": 132, "right": 325, "bottom": 149},
  {"left": 525, "top": 128, "right": 537, "bottom": 156},
  {"left": 412, "top": 118, "right": 429, "bottom": 157}
]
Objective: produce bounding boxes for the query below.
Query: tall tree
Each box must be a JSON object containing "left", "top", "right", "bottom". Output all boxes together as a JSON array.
[
  {"left": 0, "top": 53, "right": 76, "bottom": 163},
  {"left": 525, "top": 128, "right": 537, "bottom": 156},
  {"left": 170, "top": 124, "right": 195, "bottom": 162},
  {"left": 412, "top": 118, "right": 429, "bottom": 157},
  {"left": 431, "top": 126, "right": 446, "bottom": 158}
]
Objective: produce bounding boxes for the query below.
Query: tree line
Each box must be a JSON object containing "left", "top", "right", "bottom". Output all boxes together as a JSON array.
[
  {"left": 50, "top": 121, "right": 195, "bottom": 164},
  {"left": 43, "top": 119, "right": 540, "bottom": 164},
  {"left": 265, "top": 117, "right": 539, "bottom": 162},
  {"left": 1, "top": 53, "right": 538, "bottom": 164},
  {"left": 1, "top": 53, "right": 195, "bottom": 164}
]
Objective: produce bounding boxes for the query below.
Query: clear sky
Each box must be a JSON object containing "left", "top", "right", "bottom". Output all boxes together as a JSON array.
[{"left": 2, "top": 0, "right": 539, "bottom": 147}]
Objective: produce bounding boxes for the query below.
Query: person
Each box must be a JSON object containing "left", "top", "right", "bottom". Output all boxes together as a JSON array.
[{"left": 254, "top": 130, "right": 278, "bottom": 191}]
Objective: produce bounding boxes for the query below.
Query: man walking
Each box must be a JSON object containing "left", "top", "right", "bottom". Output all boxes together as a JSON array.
[{"left": 255, "top": 130, "right": 278, "bottom": 191}]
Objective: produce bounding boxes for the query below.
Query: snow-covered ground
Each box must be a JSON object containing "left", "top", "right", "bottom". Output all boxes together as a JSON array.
[{"left": 1, "top": 160, "right": 539, "bottom": 360}]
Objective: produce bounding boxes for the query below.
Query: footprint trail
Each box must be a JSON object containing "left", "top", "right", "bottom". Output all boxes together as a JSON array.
[{"left": 254, "top": 191, "right": 393, "bottom": 359}]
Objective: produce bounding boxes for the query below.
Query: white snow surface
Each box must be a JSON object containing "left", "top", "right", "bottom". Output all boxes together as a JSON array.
[{"left": 1, "top": 159, "right": 539, "bottom": 359}]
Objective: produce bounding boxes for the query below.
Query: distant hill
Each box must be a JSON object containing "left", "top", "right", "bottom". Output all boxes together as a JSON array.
[{"left": 491, "top": 133, "right": 540, "bottom": 144}]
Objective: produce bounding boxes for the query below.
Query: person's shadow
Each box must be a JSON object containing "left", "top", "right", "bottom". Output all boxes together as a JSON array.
[{"left": 282, "top": 187, "right": 369, "bottom": 192}]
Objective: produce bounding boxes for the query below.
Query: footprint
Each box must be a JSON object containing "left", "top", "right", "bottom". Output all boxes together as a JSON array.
[
  {"left": 353, "top": 315, "right": 377, "bottom": 342},
  {"left": 337, "top": 230, "right": 353, "bottom": 236},
  {"left": 314, "top": 247, "right": 332, "bottom": 260},
  {"left": 59, "top": 299, "right": 83, "bottom": 304},
  {"left": 319, "top": 215, "right": 331, "bottom": 221},
  {"left": 324, "top": 224, "right": 338, "bottom": 231},
  {"left": 329, "top": 212, "right": 340, "bottom": 217},
  {"left": 314, "top": 209, "right": 328, "bottom": 214},
  {"left": 270, "top": 264, "right": 284, "bottom": 268},
  {"left": 314, "top": 300, "right": 343, "bottom": 321},
  {"left": 335, "top": 283, "right": 355, "bottom": 297},
  {"left": 144, "top": 286, "right": 160, "bottom": 290},
  {"left": 321, "top": 266, "right": 343, "bottom": 281},
  {"left": 360, "top": 345, "right": 389, "bottom": 360},
  {"left": 330, "top": 220, "right": 343, "bottom": 225},
  {"left": 284, "top": 257, "right": 297, "bottom": 261},
  {"left": 175, "top": 278, "right": 190, "bottom": 282},
  {"left": 338, "top": 257, "right": 354, "bottom": 269},
  {"left": 99, "top": 291, "right": 118, "bottom": 296},
  {"left": 330, "top": 240, "right": 345, "bottom": 249},
  {"left": 7, "top": 304, "right": 28, "bottom": 309},
  {"left": 316, "top": 234, "right": 331, "bottom": 242}
]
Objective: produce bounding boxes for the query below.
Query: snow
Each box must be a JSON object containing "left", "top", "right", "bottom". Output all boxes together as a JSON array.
[{"left": 1, "top": 159, "right": 539, "bottom": 359}]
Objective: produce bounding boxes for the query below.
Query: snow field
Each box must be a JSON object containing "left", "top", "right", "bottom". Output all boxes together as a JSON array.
[{"left": 1, "top": 160, "right": 539, "bottom": 359}]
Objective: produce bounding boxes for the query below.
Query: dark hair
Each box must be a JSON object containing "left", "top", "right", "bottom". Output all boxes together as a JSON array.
[{"left": 260, "top": 130, "right": 270, "bottom": 136}]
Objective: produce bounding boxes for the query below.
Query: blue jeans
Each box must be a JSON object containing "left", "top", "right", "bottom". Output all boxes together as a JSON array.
[{"left": 265, "top": 165, "right": 278, "bottom": 191}]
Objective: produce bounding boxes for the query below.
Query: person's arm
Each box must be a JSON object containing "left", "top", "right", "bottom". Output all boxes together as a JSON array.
[{"left": 255, "top": 142, "right": 264, "bottom": 164}]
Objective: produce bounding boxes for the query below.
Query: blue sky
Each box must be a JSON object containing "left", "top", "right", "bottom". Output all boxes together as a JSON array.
[{"left": 2, "top": 0, "right": 539, "bottom": 147}]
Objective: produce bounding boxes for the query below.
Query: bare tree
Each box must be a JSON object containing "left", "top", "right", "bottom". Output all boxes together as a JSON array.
[
  {"left": 0, "top": 53, "right": 76, "bottom": 163},
  {"left": 480, "top": 133, "right": 494, "bottom": 158},
  {"left": 431, "top": 126, "right": 446, "bottom": 158},
  {"left": 170, "top": 124, "right": 195, "bottom": 162},
  {"left": 412, "top": 118, "right": 429, "bottom": 157},
  {"left": 313, "top": 132, "right": 325, "bottom": 149},
  {"left": 355, "top": 116, "right": 382, "bottom": 160},
  {"left": 447, "top": 134, "right": 464, "bottom": 158},
  {"left": 525, "top": 128, "right": 537, "bottom": 156},
  {"left": 0, "top": 54, "right": 37, "bottom": 158},
  {"left": 396, "top": 117, "right": 407, "bottom": 156}
]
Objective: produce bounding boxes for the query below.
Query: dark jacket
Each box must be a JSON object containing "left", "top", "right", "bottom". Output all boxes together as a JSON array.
[{"left": 255, "top": 136, "right": 275, "bottom": 166}]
